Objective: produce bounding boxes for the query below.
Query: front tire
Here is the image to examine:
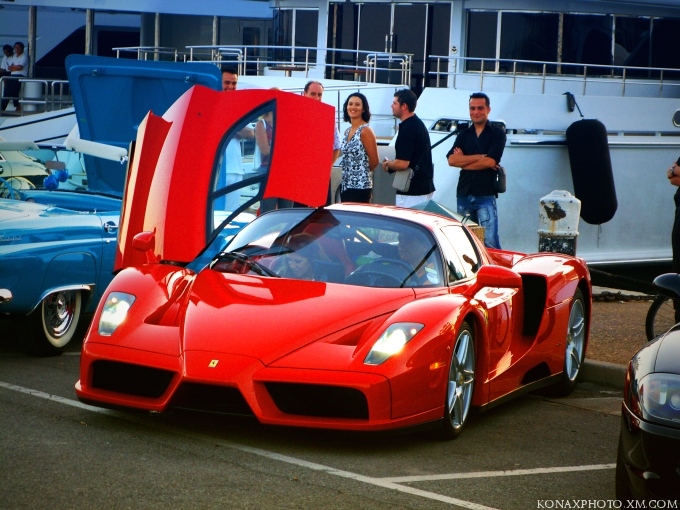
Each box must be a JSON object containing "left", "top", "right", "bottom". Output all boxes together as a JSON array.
[
  {"left": 27, "top": 290, "right": 82, "bottom": 356},
  {"left": 440, "top": 321, "right": 475, "bottom": 440}
]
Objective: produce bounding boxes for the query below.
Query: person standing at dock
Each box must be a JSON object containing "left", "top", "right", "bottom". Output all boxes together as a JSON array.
[
  {"left": 302, "top": 80, "right": 341, "bottom": 205},
  {"left": 217, "top": 66, "right": 253, "bottom": 211},
  {"left": 340, "top": 92, "right": 379, "bottom": 203},
  {"left": 382, "top": 88, "right": 435, "bottom": 208},
  {"left": 447, "top": 92, "right": 506, "bottom": 249}
]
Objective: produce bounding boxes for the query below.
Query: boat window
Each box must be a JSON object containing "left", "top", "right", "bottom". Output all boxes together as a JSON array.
[
  {"left": 466, "top": 10, "right": 680, "bottom": 77},
  {"left": 431, "top": 119, "right": 469, "bottom": 133},
  {"left": 673, "top": 111, "right": 680, "bottom": 128},
  {"left": 275, "top": 8, "right": 318, "bottom": 64},
  {"left": 466, "top": 11, "right": 497, "bottom": 73}
]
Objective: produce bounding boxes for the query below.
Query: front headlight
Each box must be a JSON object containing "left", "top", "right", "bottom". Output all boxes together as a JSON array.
[
  {"left": 98, "top": 292, "right": 136, "bottom": 336},
  {"left": 627, "top": 371, "right": 680, "bottom": 426},
  {"left": 364, "top": 323, "right": 423, "bottom": 365}
]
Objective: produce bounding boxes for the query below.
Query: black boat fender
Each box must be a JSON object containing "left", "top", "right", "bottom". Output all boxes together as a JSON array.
[{"left": 565, "top": 119, "right": 617, "bottom": 225}]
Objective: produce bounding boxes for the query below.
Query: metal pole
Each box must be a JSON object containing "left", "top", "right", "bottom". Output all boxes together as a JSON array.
[
  {"left": 27, "top": 6, "right": 36, "bottom": 78},
  {"left": 85, "top": 9, "right": 94, "bottom": 56},
  {"left": 212, "top": 16, "right": 219, "bottom": 47},
  {"left": 154, "top": 13, "right": 161, "bottom": 60}
]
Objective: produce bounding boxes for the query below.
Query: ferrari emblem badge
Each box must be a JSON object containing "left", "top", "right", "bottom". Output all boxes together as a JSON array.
[{"left": 209, "top": 360, "right": 219, "bottom": 368}]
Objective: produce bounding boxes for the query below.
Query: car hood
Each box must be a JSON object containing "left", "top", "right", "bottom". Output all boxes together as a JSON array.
[
  {"left": 0, "top": 199, "right": 34, "bottom": 222},
  {"left": 181, "top": 269, "right": 416, "bottom": 365},
  {"left": 654, "top": 327, "right": 680, "bottom": 374},
  {"left": 66, "top": 55, "right": 221, "bottom": 195}
]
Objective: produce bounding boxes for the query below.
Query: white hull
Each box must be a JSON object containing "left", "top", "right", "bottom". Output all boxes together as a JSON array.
[{"left": 0, "top": 108, "right": 75, "bottom": 144}]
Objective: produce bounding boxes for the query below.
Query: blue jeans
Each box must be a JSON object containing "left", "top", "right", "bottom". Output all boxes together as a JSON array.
[{"left": 457, "top": 195, "right": 501, "bottom": 249}]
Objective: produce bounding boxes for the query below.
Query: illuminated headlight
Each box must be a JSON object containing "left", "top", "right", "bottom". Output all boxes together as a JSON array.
[
  {"left": 364, "top": 323, "right": 423, "bottom": 365},
  {"left": 98, "top": 292, "right": 136, "bottom": 336},
  {"left": 627, "top": 372, "right": 680, "bottom": 426}
]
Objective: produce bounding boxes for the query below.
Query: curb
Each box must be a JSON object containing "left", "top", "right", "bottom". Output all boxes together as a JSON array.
[{"left": 581, "top": 359, "right": 627, "bottom": 390}]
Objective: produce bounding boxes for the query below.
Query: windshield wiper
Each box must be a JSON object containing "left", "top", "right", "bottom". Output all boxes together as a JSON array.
[{"left": 211, "top": 251, "right": 280, "bottom": 278}]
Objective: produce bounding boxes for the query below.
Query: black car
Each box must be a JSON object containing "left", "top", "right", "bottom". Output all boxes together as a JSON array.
[{"left": 616, "top": 273, "right": 680, "bottom": 500}]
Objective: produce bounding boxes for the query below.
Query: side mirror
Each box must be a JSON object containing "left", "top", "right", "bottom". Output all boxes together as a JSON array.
[
  {"left": 132, "top": 231, "right": 160, "bottom": 265},
  {"left": 475, "top": 264, "right": 522, "bottom": 289}
]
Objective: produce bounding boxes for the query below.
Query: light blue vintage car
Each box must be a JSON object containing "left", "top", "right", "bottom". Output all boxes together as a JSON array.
[
  {"left": 0, "top": 55, "right": 227, "bottom": 355},
  {"left": 0, "top": 144, "right": 123, "bottom": 355}
]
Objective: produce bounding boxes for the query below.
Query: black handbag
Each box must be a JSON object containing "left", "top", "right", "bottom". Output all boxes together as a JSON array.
[{"left": 493, "top": 166, "right": 506, "bottom": 194}]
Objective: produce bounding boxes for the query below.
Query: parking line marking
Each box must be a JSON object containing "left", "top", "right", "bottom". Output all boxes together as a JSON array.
[
  {"left": 379, "top": 464, "right": 616, "bottom": 483},
  {"left": 0, "top": 380, "right": 504, "bottom": 510},
  {"left": 223, "top": 443, "right": 500, "bottom": 510},
  {"left": 0, "top": 381, "right": 110, "bottom": 413}
]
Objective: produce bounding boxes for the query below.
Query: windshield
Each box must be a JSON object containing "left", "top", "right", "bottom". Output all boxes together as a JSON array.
[
  {"left": 205, "top": 209, "right": 444, "bottom": 288},
  {"left": 0, "top": 146, "right": 105, "bottom": 197}
]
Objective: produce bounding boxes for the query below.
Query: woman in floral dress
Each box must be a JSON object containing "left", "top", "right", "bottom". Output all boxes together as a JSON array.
[{"left": 340, "top": 92, "right": 379, "bottom": 203}]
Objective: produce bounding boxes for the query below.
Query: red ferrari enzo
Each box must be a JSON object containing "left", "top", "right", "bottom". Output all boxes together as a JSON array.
[{"left": 76, "top": 86, "right": 591, "bottom": 439}]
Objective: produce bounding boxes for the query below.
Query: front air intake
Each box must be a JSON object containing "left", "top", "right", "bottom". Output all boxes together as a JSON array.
[
  {"left": 170, "top": 383, "right": 253, "bottom": 416},
  {"left": 265, "top": 383, "right": 369, "bottom": 419},
  {"left": 91, "top": 360, "right": 174, "bottom": 398}
]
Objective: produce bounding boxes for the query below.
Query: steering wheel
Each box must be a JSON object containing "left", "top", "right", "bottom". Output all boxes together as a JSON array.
[
  {"left": 0, "top": 177, "right": 19, "bottom": 200},
  {"left": 345, "top": 257, "right": 416, "bottom": 288}
]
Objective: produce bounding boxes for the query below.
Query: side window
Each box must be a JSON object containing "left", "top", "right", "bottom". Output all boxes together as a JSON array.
[
  {"left": 440, "top": 225, "right": 481, "bottom": 280},
  {"left": 211, "top": 103, "right": 275, "bottom": 231}
]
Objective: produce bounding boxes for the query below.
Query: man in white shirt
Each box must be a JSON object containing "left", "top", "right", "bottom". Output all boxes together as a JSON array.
[
  {"left": 302, "top": 80, "right": 342, "bottom": 205},
  {"left": 0, "top": 45, "right": 12, "bottom": 76},
  {"left": 1, "top": 42, "right": 28, "bottom": 112}
]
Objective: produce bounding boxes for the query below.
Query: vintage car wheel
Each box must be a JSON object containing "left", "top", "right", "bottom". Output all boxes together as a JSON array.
[
  {"left": 552, "top": 288, "right": 586, "bottom": 396},
  {"left": 28, "top": 290, "right": 82, "bottom": 356},
  {"left": 440, "top": 321, "right": 475, "bottom": 440}
]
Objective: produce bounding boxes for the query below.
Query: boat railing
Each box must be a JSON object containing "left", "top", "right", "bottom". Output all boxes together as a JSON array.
[
  {"left": 0, "top": 77, "right": 72, "bottom": 117},
  {"left": 112, "top": 45, "right": 412, "bottom": 85},
  {"left": 113, "top": 46, "right": 190, "bottom": 62},
  {"left": 187, "top": 44, "right": 412, "bottom": 84},
  {"left": 428, "top": 55, "right": 680, "bottom": 98}
]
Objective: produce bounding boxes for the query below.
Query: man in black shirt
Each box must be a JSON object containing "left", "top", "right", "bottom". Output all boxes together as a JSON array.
[
  {"left": 447, "top": 92, "right": 506, "bottom": 249},
  {"left": 382, "top": 89, "right": 435, "bottom": 207}
]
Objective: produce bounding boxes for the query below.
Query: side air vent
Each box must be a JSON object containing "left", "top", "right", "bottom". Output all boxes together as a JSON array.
[{"left": 521, "top": 274, "right": 547, "bottom": 337}]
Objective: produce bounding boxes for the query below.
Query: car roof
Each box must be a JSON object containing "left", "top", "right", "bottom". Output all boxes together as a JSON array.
[{"left": 327, "top": 203, "right": 463, "bottom": 232}]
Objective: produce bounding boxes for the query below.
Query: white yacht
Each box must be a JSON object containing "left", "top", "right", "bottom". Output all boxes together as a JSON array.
[{"left": 2, "top": 0, "right": 679, "bottom": 266}]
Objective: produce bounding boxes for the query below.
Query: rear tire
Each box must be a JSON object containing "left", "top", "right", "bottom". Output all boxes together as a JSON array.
[
  {"left": 645, "top": 294, "right": 675, "bottom": 341},
  {"left": 552, "top": 288, "right": 586, "bottom": 397},
  {"left": 27, "top": 290, "right": 82, "bottom": 356}
]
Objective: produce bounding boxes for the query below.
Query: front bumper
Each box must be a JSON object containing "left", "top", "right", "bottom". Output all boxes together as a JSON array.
[
  {"left": 76, "top": 343, "right": 444, "bottom": 432},
  {"left": 619, "top": 402, "right": 680, "bottom": 499}
]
